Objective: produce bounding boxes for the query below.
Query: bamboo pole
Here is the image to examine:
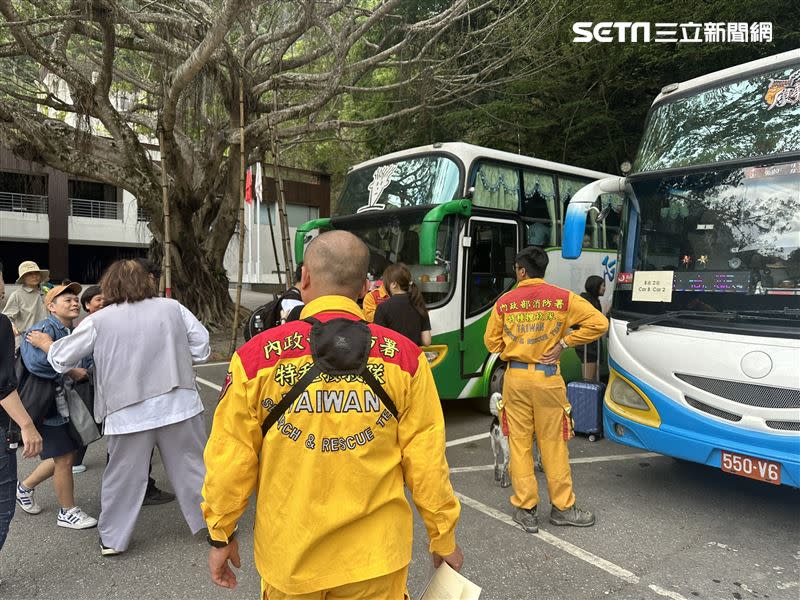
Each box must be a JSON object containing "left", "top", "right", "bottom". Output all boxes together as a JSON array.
[
  {"left": 229, "top": 75, "right": 246, "bottom": 355},
  {"left": 270, "top": 91, "right": 294, "bottom": 288},
  {"left": 159, "top": 129, "right": 172, "bottom": 298},
  {"left": 265, "top": 152, "right": 283, "bottom": 289}
]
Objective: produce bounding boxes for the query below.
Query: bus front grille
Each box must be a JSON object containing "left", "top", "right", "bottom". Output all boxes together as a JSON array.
[
  {"left": 676, "top": 374, "right": 800, "bottom": 409},
  {"left": 685, "top": 396, "right": 742, "bottom": 422},
  {"left": 766, "top": 420, "right": 800, "bottom": 431}
]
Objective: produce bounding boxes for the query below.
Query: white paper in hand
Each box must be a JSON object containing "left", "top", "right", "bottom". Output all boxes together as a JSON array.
[{"left": 420, "top": 562, "right": 481, "bottom": 600}]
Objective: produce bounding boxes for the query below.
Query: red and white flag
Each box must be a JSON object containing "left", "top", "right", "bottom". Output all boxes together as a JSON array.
[
  {"left": 245, "top": 167, "right": 253, "bottom": 204},
  {"left": 254, "top": 162, "right": 263, "bottom": 204}
]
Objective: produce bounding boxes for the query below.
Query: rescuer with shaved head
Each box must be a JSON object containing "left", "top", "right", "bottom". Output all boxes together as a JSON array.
[{"left": 202, "top": 230, "right": 463, "bottom": 599}]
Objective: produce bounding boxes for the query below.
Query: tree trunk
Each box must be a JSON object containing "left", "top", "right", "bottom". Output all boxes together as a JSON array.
[
  {"left": 174, "top": 256, "right": 233, "bottom": 327},
  {"left": 150, "top": 212, "right": 235, "bottom": 328}
]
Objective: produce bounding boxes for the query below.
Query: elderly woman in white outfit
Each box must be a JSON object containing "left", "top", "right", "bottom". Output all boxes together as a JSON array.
[{"left": 40, "top": 259, "right": 210, "bottom": 556}]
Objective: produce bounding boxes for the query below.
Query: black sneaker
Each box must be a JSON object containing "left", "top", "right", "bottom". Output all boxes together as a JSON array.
[
  {"left": 142, "top": 486, "right": 176, "bottom": 506},
  {"left": 513, "top": 506, "right": 539, "bottom": 533},
  {"left": 550, "top": 505, "right": 596, "bottom": 527}
]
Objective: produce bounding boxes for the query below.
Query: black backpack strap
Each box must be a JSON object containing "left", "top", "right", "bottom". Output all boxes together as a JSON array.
[
  {"left": 261, "top": 363, "right": 321, "bottom": 436},
  {"left": 262, "top": 316, "right": 398, "bottom": 434},
  {"left": 360, "top": 365, "right": 398, "bottom": 420}
]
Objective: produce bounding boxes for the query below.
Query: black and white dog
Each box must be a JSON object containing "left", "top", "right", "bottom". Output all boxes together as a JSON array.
[
  {"left": 489, "top": 392, "right": 511, "bottom": 488},
  {"left": 489, "top": 392, "right": 543, "bottom": 488}
]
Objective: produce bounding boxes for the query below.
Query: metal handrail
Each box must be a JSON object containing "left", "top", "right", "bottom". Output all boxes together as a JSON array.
[
  {"left": 69, "top": 197, "right": 120, "bottom": 219},
  {"left": 0, "top": 191, "right": 48, "bottom": 214}
]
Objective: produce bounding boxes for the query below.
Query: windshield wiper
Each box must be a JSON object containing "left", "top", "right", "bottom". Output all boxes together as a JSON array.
[
  {"left": 734, "top": 308, "right": 800, "bottom": 321},
  {"left": 626, "top": 311, "right": 737, "bottom": 334},
  {"left": 735, "top": 308, "right": 800, "bottom": 317}
]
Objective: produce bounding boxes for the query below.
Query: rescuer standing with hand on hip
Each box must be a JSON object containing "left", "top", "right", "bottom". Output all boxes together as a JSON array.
[
  {"left": 484, "top": 246, "right": 608, "bottom": 533},
  {"left": 202, "top": 230, "right": 462, "bottom": 599}
]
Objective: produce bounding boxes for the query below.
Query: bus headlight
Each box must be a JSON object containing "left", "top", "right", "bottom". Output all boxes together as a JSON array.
[
  {"left": 605, "top": 370, "right": 661, "bottom": 428},
  {"left": 609, "top": 376, "right": 650, "bottom": 410}
]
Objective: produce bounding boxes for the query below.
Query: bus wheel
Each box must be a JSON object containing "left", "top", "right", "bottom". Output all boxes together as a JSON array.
[
  {"left": 471, "top": 363, "right": 506, "bottom": 414},
  {"left": 489, "top": 363, "right": 506, "bottom": 397}
]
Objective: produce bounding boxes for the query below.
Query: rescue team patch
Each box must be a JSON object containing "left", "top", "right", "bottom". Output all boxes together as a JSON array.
[
  {"left": 219, "top": 371, "right": 233, "bottom": 401},
  {"left": 238, "top": 318, "right": 420, "bottom": 380}
]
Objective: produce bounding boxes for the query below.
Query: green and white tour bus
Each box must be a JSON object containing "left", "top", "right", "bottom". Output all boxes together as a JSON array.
[{"left": 295, "top": 143, "right": 622, "bottom": 404}]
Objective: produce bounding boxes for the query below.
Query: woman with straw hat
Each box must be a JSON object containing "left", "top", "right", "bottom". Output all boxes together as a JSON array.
[{"left": 2, "top": 261, "right": 49, "bottom": 349}]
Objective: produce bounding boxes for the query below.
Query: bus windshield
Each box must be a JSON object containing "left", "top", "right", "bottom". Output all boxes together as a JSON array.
[
  {"left": 634, "top": 64, "right": 800, "bottom": 173},
  {"left": 333, "top": 209, "right": 457, "bottom": 305},
  {"left": 615, "top": 159, "right": 800, "bottom": 323},
  {"left": 333, "top": 155, "right": 461, "bottom": 217}
]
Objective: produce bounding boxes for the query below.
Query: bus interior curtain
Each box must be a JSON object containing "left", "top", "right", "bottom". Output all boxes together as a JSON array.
[
  {"left": 475, "top": 164, "right": 519, "bottom": 211},
  {"left": 524, "top": 172, "right": 557, "bottom": 245}
]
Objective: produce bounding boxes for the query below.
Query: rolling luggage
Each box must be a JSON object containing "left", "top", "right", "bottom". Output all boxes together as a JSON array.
[{"left": 566, "top": 344, "right": 605, "bottom": 441}]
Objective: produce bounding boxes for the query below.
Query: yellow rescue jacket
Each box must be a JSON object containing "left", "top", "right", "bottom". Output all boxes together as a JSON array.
[
  {"left": 483, "top": 278, "right": 608, "bottom": 367},
  {"left": 362, "top": 285, "right": 389, "bottom": 322},
  {"left": 202, "top": 295, "right": 460, "bottom": 594}
]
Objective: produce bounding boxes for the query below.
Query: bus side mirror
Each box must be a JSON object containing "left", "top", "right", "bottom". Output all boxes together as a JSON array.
[
  {"left": 562, "top": 177, "right": 627, "bottom": 260},
  {"left": 563, "top": 203, "right": 590, "bottom": 259},
  {"left": 594, "top": 204, "right": 612, "bottom": 223},
  {"left": 419, "top": 200, "right": 472, "bottom": 265}
]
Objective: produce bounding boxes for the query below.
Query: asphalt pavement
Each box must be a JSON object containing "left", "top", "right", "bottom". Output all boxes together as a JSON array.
[{"left": 2, "top": 362, "right": 798, "bottom": 600}]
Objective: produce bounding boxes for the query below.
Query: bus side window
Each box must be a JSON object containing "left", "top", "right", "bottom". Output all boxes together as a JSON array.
[
  {"left": 522, "top": 170, "right": 557, "bottom": 247},
  {"left": 472, "top": 162, "right": 520, "bottom": 211}
]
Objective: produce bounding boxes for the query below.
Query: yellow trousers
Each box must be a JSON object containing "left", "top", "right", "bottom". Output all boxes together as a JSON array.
[
  {"left": 502, "top": 365, "right": 576, "bottom": 511},
  {"left": 262, "top": 565, "right": 410, "bottom": 600}
]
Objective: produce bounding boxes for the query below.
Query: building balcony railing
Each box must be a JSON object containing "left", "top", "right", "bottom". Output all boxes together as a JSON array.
[
  {"left": 69, "top": 197, "right": 120, "bottom": 220},
  {"left": 0, "top": 191, "right": 49, "bottom": 214},
  {"left": 137, "top": 206, "right": 148, "bottom": 222}
]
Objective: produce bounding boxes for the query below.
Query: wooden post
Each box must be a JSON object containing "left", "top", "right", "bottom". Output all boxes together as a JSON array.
[
  {"left": 159, "top": 129, "right": 172, "bottom": 298},
  {"left": 229, "top": 74, "right": 247, "bottom": 355}
]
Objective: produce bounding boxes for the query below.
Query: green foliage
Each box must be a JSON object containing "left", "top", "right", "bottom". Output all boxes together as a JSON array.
[{"left": 332, "top": 0, "right": 800, "bottom": 175}]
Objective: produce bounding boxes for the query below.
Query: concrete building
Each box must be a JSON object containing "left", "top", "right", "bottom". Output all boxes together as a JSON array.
[{"left": 0, "top": 146, "right": 329, "bottom": 286}]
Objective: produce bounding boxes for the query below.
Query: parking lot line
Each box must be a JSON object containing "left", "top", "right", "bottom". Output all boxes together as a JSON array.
[
  {"left": 569, "top": 452, "right": 661, "bottom": 464},
  {"left": 449, "top": 452, "right": 662, "bottom": 473},
  {"left": 449, "top": 465, "right": 495, "bottom": 474},
  {"left": 455, "top": 492, "right": 641, "bottom": 585},
  {"left": 445, "top": 432, "right": 491, "bottom": 447},
  {"left": 648, "top": 584, "right": 690, "bottom": 600},
  {"left": 196, "top": 376, "right": 222, "bottom": 391},
  {"left": 196, "top": 361, "right": 231, "bottom": 368}
]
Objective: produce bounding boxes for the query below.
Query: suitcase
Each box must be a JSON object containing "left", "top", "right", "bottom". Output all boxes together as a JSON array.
[{"left": 566, "top": 345, "right": 605, "bottom": 441}]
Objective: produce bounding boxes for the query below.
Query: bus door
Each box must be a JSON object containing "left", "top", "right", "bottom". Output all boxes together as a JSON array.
[{"left": 460, "top": 217, "right": 519, "bottom": 377}]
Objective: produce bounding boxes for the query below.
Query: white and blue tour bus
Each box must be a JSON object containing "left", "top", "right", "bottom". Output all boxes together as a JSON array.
[{"left": 562, "top": 50, "right": 800, "bottom": 487}]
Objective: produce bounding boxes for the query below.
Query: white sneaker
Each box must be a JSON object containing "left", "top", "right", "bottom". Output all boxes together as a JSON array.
[
  {"left": 16, "top": 482, "right": 42, "bottom": 515},
  {"left": 57, "top": 506, "right": 97, "bottom": 530},
  {"left": 72, "top": 464, "right": 87, "bottom": 474},
  {"left": 100, "top": 540, "right": 123, "bottom": 556}
]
